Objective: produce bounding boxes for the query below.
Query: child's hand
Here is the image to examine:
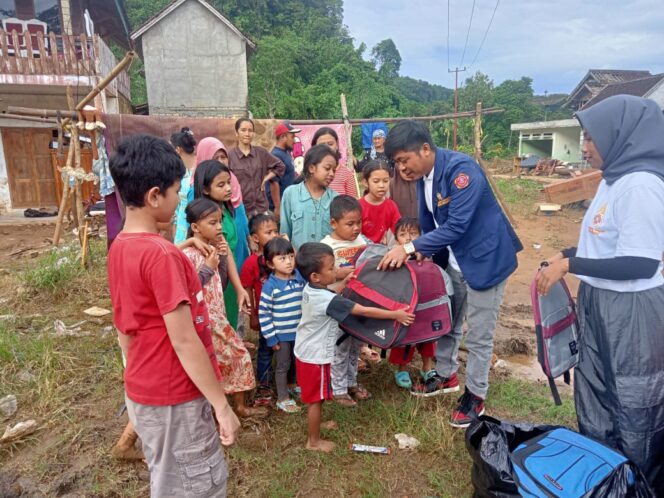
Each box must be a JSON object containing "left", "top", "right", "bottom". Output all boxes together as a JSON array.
[
  {"left": 180, "top": 237, "right": 213, "bottom": 257},
  {"left": 216, "top": 237, "right": 229, "bottom": 257},
  {"left": 336, "top": 266, "right": 354, "bottom": 280},
  {"left": 280, "top": 233, "right": 290, "bottom": 241},
  {"left": 394, "top": 308, "right": 416, "bottom": 326},
  {"left": 237, "top": 288, "right": 252, "bottom": 315},
  {"left": 272, "top": 344, "right": 281, "bottom": 351},
  {"left": 205, "top": 247, "right": 219, "bottom": 269},
  {"left": 215, "top": 402, "right": 241, "bottom": 446}
]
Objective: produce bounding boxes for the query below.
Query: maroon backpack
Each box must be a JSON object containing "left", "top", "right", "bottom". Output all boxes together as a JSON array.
[{"left": 338, "top": 256, "right": 452, "bottom": 349}]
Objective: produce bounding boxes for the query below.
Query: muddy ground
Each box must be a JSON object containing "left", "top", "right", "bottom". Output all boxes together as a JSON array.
[{"left": 0, "top": 194, "right": 584, "bottom": 497}]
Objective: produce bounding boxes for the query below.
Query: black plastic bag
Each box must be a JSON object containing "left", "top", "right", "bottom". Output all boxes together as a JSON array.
[{"left": 465, "top": 416, "right": 655, "bottom": 498}]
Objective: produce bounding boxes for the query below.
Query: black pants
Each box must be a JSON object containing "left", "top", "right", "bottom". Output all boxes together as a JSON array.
[{"left": 575, "top": 283, "right": 664, "bottom": 495}]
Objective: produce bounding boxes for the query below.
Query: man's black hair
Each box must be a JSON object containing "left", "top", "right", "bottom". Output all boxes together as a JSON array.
[
  {"left": 330, "top": 195, "right": 361, "bottom": 221},
  {"left": 296, "top": 242, "right": 334, "bottom": 282},
  {"left": 109, "top": 134, "right": 185, "bottom": 207},
  {"left": 249, "top": 212, "right": 277, "bottom": 235},
  {"left": 263, "top": 237, "right": 295, "bottom": 263},
  {"left": 384, "top": 120, "right": 434, "bottom": 159}
]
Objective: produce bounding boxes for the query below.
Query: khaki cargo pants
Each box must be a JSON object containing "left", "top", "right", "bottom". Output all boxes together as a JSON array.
[{"left": 126, "top": 395, "right": 227, "bottom": 498}]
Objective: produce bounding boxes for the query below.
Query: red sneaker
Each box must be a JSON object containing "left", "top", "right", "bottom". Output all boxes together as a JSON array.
[
  {"left": 449, "top": 388, "right": 485, "bottom": 428},
  {"left": 410, "top": 371, "right": 460, "bottom": 397}
]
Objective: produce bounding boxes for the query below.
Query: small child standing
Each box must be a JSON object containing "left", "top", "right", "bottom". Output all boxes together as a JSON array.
[
  {"left": 258, "top": 238, "right": 305, "bottom": 413},
  {"left": 359, "top": 160, "right": 401, "bottom": 244},
  {"left": 389, "top": 217, "right": 456, "bottom": 397},
  {"left": 183, "top": 198, "right": 266, "bottom": 418},
  {"left": 108, "top": 135, "right": 240, "bottom": 496},
  {"left": 280, "top": 144, "right": 338, "bottom": 250},
  {"left": 294, "top": 243, "right": 415, "bottom": 452},
  {"left": 240, "top": 213, "right": 280, "bottom": 406},
  {"left": 320, "top": 195, "right": 371, "bottom": 406}
]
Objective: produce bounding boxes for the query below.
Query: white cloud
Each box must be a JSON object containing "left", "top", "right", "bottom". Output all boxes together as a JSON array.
[{"left": 343, "top": 0, "right": 664, "bottom": 93}]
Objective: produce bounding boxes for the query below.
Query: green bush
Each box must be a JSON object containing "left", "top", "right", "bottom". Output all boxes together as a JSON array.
[{"left": 22, "top": 244, "right": 83, "bottom": 292}]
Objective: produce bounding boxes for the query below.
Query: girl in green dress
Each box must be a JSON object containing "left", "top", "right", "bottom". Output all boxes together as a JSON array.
[{"left": 194, "top": 160, "right": 251, "bottom": 328}]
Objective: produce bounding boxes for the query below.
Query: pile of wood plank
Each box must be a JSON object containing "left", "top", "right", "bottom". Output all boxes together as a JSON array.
[{"left": 543, "top": 169, "right": 602, "bottom": 205}]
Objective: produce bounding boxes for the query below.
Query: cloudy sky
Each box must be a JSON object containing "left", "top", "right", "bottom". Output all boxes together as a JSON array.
[{"left": 343, "top": 0, "right": 664, "bottom": 95}]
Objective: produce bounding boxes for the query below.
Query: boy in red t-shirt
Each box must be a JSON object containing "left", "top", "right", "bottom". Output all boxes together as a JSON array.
[
  {"left": 240, "top": 213, "right": 279, "bottom": 405},
  {"left": 108, "top": 135, "right": 240, "bottom": 497}
]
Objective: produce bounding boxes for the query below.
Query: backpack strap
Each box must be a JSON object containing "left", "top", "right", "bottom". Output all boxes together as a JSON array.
[
  {"left": 548, "top": 376, "right": 563, "bottom": 406},
  {"left": 336, "top": 332, "right": 349, "bottom": 346},
  {"left": 563, "top": 370, "right": 571, "bottom": 385}
]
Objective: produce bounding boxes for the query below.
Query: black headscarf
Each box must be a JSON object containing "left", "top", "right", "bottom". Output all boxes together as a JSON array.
[{"left": 575, "top": 95, "right": 664, "bottom": 185}]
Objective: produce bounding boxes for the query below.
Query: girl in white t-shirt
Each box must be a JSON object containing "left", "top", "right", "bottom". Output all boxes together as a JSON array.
[{"left": 536, "top": 95, "right": 664, "bottom": 492}]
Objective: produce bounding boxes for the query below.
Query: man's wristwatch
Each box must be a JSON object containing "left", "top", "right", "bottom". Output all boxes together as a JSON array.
[{"left": 403, "top": 242, "right": 416, "bottom": 255}]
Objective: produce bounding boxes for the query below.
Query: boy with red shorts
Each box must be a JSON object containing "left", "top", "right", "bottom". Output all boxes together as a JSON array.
[
  {"left": 294, "top": 243, "right": 415, "bottom": 452},
  {"left": 108, "top": 135, "right": 240, "bottom": 497}
]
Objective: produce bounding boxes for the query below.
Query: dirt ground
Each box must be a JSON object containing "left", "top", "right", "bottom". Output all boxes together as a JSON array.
[{"left": 0, "top": 189, "right": 585, "bottom": 497}]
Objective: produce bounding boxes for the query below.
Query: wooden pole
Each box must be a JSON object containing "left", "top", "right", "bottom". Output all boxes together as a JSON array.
[
  {"left": 340, "top": 94, "right": 361, "bottom": 198},
  {"left": 474, "top": 102, "right": 483, "bottom": 162},
  {"left": 75, "top": 51, "right": 135, "bottom": 111},
  {"left": 472, "top": 101, "right": 517, "bottom": 227},
  {"left": 52, "top": 146, "right": 73, "bottom": 246}
]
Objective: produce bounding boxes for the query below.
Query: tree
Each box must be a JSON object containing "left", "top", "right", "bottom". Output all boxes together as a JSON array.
[{"left": 371, "top": 39, "right": 401, "bottom": 78}]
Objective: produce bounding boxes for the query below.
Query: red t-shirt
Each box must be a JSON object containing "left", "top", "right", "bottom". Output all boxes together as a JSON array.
[
  {"left": 240, "top": 253, "right": 267, "bottom": 318},
  {"left": 359, "top": 197, "right": 401, "bottom": 243},
  {"left": 108, "top": 232, "right": 220, "bottom": 406}
]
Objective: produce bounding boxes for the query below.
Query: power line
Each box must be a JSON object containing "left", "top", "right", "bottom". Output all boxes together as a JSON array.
[
  {"left": 469, "top": 0, "right": 500, "bottom": 69},
  {"left": 447, "top": 0, "right": 451, "bottom": 71},
  {"left": 459, "top": 0, "right": 476, "bottom": 67}
]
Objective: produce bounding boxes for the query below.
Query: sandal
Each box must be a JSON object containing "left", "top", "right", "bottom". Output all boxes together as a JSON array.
[
  {"left": 333, "top": 394, "right": 357, "bottom": 407},
  {"left": 394, "top": 371, "right": 413, "bottom": 389},
  {"left": 276, "top": 399, "right": 301, "bottom": 413},
  {"left": 349, "top": 385, "right": 371, "bottom": 400}
]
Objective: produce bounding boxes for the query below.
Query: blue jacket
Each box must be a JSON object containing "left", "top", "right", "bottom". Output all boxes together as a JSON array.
[{"left": 413, "top": 148, "right": 523, "bottom": 290}]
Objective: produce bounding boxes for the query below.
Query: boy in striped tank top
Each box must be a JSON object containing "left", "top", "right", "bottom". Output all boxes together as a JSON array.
[{"left": 258, "top": 238, "right": 306, "bottom": 413}]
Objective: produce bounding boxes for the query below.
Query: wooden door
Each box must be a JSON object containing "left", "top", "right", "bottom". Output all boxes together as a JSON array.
[{"left": 2, "top": 128, "right": 58, "bottom": 208}]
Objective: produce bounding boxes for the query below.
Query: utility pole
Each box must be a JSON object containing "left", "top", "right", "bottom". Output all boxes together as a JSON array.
[{"left": 449, "top": 66, "right": 467, "bottom": 150}]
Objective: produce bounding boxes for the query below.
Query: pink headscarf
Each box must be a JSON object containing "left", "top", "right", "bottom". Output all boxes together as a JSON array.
[{"left": 195, "top": 137, "right": 243, "bottom": 208}]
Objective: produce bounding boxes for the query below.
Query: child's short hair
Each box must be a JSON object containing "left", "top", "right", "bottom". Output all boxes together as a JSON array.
[
  {"left": 249, "top": 212, "right": 277, "bottom": 235},
  {"left": 109, "top": 134, "right": 185, "bottom": 207},
  {"left": 185, "top": 197, "right": 221, "bottom": 226},
  {"left": 330, "top": 195, "right": 361, "bottom": 221},
  {"left": 395, "top": 217, "right": 421, "bottom": 236},
  {"left": 296, "top": 242, "right": 334, "bottom": 282},
  {"left": 264, "top": 237, "right": 294, "bottom": 262}
]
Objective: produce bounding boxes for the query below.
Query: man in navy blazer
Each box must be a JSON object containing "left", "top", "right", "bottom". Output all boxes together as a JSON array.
[{"left": 379, "top": 120, "right": 522, "bottom": 427}]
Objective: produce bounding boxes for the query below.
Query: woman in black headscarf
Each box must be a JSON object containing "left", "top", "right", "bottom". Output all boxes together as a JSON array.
[{"left": 537, "top": 95, "right": 664, "bottom": 493}]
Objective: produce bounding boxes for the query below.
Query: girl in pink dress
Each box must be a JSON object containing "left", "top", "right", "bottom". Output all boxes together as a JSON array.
[{"left": 183, "top": 197, "right": 266, "bottom": 418}]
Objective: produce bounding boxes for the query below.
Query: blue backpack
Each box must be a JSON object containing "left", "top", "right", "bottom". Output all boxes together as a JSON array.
[
  {"left": 466, "top": 416, "right": 655, "bottom": 498},
  {"left": 512, "top": 428, "right": 632, "bottom": 497}
]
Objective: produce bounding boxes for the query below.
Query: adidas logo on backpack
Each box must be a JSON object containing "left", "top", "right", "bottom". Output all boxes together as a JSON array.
[{"left": 373, "top": 329, "right": 386, "bottom": 339}]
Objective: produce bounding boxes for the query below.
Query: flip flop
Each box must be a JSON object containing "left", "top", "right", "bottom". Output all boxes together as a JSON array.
[{"left": 394, "top": 371, "right": 413, "bottom": 390}]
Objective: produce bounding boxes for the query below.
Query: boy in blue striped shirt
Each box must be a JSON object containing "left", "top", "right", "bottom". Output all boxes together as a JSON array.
[{"left": 258, "top": 238, "right": 305, "bottom": 413}]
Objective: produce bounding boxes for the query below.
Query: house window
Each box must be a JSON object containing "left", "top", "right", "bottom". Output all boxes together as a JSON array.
[
  {"left": 0, "top": 0, "right": 16, "bottom": 18},
  {"left": 35, "top": 0, "right": 60, "bottom": 32}
]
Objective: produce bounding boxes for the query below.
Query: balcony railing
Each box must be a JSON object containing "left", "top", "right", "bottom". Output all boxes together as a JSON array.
[{"left": 0, "top": 29, "right": 130, "bottom": 99}]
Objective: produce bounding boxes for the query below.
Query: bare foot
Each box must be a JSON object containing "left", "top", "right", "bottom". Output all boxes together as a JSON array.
[
  {"left": 235, "top": 405, "right": 268, "bottom": 418},
  {"left": 321, "top": 420, "right": 338, "bottom": 430},
  {"left": 306, "top": 438, "right": 336, "bottom": 452}
]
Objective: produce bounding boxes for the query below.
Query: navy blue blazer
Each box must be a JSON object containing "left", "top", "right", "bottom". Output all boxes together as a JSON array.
[{"left": 413, "top": 148, "right": 523, "bottom": 290}]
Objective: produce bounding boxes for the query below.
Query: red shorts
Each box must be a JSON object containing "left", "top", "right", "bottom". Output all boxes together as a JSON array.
[
  {"left": 388, "top": 342, "right": 436, "bottom": 366},
  {"left": 296, "top": 359, "right": 332, "bottom": 404}
]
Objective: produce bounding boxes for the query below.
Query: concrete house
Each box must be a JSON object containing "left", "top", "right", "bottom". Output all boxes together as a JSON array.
[
  {"left": 0, "top": 0, "right": 132, "bottom": 210},
  {"left": 131, "top": 0, "right": 256, "bottom": 117},
  {"left": 511, "top": 70, "right": 664, "bottom": 165}
]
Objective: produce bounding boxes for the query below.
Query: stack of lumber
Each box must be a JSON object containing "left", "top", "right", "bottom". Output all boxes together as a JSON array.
[{"left": 543, "top": 169, "right": 602, "bottom": 205}]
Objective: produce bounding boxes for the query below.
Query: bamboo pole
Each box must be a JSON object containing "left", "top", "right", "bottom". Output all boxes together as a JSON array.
[
  {"left": 75, "top": 51, "right": 135, "bottom": 111},
  {"left": 340, "top": 94, "right": 361, "bottom": 198},
  {"left": 80, "top": 220, "right": 90, "bottom": 268},
  {"left": 472, "top": 101, "right": 517, "bottom": 228}
]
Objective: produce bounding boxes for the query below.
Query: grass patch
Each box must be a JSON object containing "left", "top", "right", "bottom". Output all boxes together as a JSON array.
[{"left": 495, "top": 178, "right": 543, "bottom": 216}]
